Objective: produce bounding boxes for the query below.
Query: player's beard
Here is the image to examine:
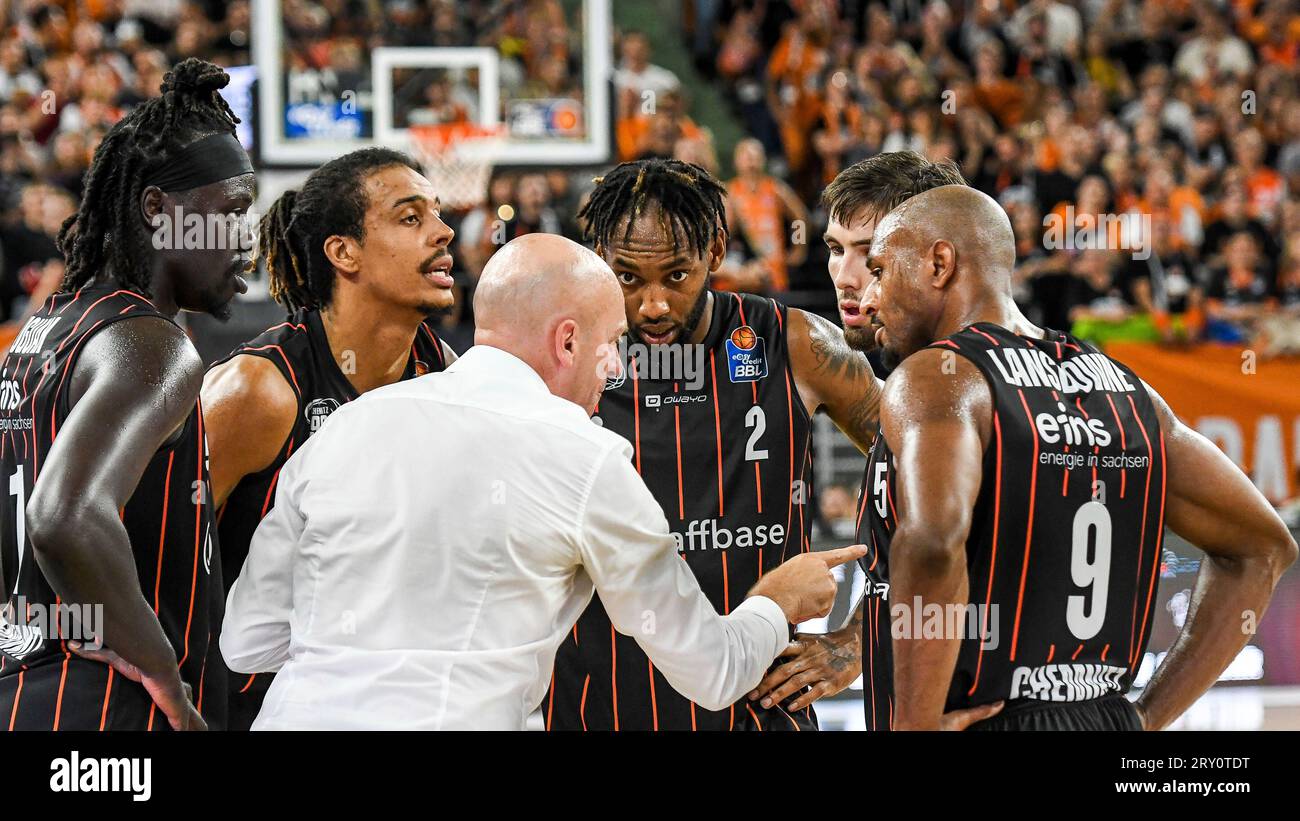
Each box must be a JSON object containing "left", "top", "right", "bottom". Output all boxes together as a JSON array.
[
  {"left": 843, "top": 326, "right": 875, "bottom": 352},
  {"left": 209, "top": 300, "right": 234, "bottom": 322},
  {"left": 199, "top": 284, "right": 235, "bottom": 322},
  {"left": 630, "top": 282, "right": 710, "bottom": 347},
  {"left": 879, "top": 344, "right": 903, "bottom": 371}
]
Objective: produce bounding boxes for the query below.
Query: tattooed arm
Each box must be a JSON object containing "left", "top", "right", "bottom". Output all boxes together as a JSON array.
[
  {"left": 786, "top": 307, "right": 883, "bottom": 455},
  {"left": 748, "top": 309, "right": 881, "bottom": 710},
  {"left": 749, "top": 590, "right": 865, "bottom": 711}
]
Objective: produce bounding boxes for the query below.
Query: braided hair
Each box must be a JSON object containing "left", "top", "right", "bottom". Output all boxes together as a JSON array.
[
  {"left": 578, "top": 158, "right": 728, "bottom": 258},
  {"left": 258, "top": 148, "right": 421, "bottom": 312},
  {"left": 57, "top": 58, "right": 242, "bottom": 296}
]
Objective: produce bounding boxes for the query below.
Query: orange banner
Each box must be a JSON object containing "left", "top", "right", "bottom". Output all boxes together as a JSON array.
[{"left": 1107, "top": 342, "right": 1300, "bottom": 503}]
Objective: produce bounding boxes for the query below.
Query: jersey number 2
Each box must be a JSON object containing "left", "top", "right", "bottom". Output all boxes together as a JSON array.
[{"left": 745, "top": 406, "right": 769, "bottom": 461}]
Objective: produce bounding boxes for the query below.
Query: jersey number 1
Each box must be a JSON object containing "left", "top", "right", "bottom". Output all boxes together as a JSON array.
[{"left": 6, "top": 465, "right": 24, "bottom": 595}]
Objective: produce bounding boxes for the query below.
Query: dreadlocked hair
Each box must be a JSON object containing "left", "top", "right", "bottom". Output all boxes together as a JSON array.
[
  {"left": 56, "top": 58, "right": 241, "bottom": 296},
  {"left": 577, "top": 158, "right": 728, "bottom": 259},
  {"left": 259, "top": 147, "right": 421, "bottom": 312}
]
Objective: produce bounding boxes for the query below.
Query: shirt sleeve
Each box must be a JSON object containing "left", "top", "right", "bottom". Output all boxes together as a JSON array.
[
  {"left": 219, "top": 445, "right": 305, "bottom": 675},
  {"left": 574, "top": 446, "right": 788, "bottom": 712}
]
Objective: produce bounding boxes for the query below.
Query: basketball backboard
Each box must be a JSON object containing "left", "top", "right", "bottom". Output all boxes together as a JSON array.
[{"left": 252, "top": 0, "right": 611, "bottom": 166}]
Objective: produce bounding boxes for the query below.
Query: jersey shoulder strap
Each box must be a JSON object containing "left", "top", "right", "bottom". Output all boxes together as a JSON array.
[
  {"left": 210, "top": 310, "right": 313, "bottom": 403},
  {"left": 716, "top": 290, "right": 789, "bottom": 343}
]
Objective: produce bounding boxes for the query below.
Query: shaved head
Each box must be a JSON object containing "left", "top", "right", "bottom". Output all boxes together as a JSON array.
[
  {"left": 863, "top": 185, "right": 1018, "bottom": 369},
  {"left": 475, "top": 233, "right": 626, "bottom": 414},
  {"left": 874, "top": 184, "right": 1016, "bottom": 287}
]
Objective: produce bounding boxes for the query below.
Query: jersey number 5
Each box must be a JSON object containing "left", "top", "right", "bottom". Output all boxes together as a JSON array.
[{"left": 1067, "top": 500, "right": 1112, "bottom": 641}]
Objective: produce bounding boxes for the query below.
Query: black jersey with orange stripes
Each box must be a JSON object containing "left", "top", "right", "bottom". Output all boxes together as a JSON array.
[
  {"left": 548, "top": 291, "right": 816, "bottom": 731},
  {"left": 211, "top": 306, "right": 448, "bottom": 729},
  {"left": 0, "top": 286, "right": 224, "bottom": 730},
  {"left": 856, "top": 322, "right": 1167, "bottom": 730}
]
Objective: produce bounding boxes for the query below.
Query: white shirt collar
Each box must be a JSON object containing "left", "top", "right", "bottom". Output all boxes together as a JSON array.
[{"left": 450, "top": 344, "right": 560, "bottom": 400}]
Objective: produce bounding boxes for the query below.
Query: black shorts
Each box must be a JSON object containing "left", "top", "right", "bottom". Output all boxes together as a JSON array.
[
  {"left": 967, "top": 694, "right": 1143, "bottom": 731},
  {"left": 227, "top": 672, "right": 273, "bottom": 731},
  {"left": 2, "top": 658, "right": 167, "bottom": 730}
]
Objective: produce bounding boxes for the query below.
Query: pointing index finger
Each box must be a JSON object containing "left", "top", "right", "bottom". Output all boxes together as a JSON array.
[{"left": 816, "top": 544, "right": 869, "bottom": 568}]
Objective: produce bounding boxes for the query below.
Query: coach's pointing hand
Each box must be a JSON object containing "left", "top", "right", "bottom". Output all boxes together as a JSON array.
[{"left": 748, "top": 545, "right": 867, "bottom": 625}]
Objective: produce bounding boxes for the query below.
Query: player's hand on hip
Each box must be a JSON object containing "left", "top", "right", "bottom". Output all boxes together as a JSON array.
[
  {"left": 69, "top": 640, "right": 207, "bottom": 731},
  {"left": 747, "top": 626, "right": 862, "bottom": 711},
  {"left": 749, "top": 544, "right": 867, "bottom": 624},
  {"left": 938, "top": 700, "right": 1004, "bottom": 731}
]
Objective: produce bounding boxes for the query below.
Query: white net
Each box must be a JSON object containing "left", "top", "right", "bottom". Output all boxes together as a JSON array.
[{"left": 408, "top": 123, "right": 507, "bottom": 210}]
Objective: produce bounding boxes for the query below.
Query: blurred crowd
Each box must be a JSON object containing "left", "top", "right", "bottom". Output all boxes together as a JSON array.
[
  {"left": 677, "top": 0, "right": 1300, "bottom": 353},
  {"left": 2, "top": 0, "right": 1298, "bottom": 355},
  {"left": 281, "top": 0, "right": 588, "bottom": 139},
  {"left": 0, "top": 0, "right": 252, "bottom": 324}
]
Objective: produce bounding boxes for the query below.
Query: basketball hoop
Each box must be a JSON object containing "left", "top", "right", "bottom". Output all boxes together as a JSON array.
[{"left": 408, "top": 122, "right": 507, "bottom": 210}]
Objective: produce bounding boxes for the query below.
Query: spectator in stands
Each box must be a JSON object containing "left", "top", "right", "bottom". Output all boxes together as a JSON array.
[
  {"left": 1033, "top": 125, "right": 1096, "bottom": 215},
  {"left": 1174, "top": 5, "right": 1255, "bottom": 82},
  {"left": 1126, "top": 216, "right": 1205, "bottom": 345},
  {"left": 513, "top": 172, "right": 562, "bottom": 238},
  {"left": 1234, "top": 128, "right": 1287, "bottom": 224},
  {"left": 724, "top": 138, "right": 808, "bottom": 295},
  {"left": 970, "top": 40, "right": 1030, "bottom": 129},
  {"left": 1008, "top": 0, "right": 1082, "bottom": 58},
  {"left": 458, "top": 172, "right": 517, "bottom": 281},
  {"left": 1068, "top": 248, "right": 1146, "bottom": 344},
  {"left": 0, "top": 39, "right": 41, "bottom": 104},
  {"left": 1203, "top": 184, "right": 1279, "bottom": 271},
  {"left": 1205, "top": 231, "right": 1275, "bottom": 341},
  {"left": 614, "top": 30, "right": 680, "bottom": 120},
  {"left": 404, "top": 75, "right": 470, "bottom": 127}
]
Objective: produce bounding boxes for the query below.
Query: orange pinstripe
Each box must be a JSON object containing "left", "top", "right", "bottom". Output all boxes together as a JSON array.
[
  {"left": 52, "top": 652, "right": 69, "bottom": 730},
  {"left": 673, "top": 382, "right": 684, "bottom": 519},
  {"left": 1125, "top": 393, "right": 1156, "bottom": 668},
  {"left": 176, "top": 401, "right": 205, "bottom": 669},
  {"left": 1009, "top": 389, "right": 1040, "bottom": 661},
  {"left": 153, "top": 452, "right": 175, "bottom": 612},
  {"left": 968, "top": 410, "right": 1003, "bottom": 696},
  {"left": 709, "top": 351, "right": 724, "bottom": 517},
  {"left": 99, "top": 668, "right": 114, "bottom": 730},
  {"left": 648, "top": 660, "right": 659, "bottom": 730},
  {"left": 1104, "top": 394, "right": 1128, "bottom": 498},
  {"left": 1131, "top": 428, "right": 1167, "bottom": 668},
  {"left": 579, "top": 675, "right": 590, "bottom": 731},
  {"left": 8, "top": 670, "right": 24, "bottom": 730},
  {"left": 610, "top": 626, "right": 619, "bottom": 731},
  {"left": 546, "top": 672, "right": 556, "bottom": 730}
]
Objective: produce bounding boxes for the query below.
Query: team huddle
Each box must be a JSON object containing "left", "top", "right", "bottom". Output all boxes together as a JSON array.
[{"left": 0, "top": 60, "right": 1294, "bottom": 732}]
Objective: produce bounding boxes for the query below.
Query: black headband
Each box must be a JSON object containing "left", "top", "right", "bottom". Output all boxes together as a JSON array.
[{"left": 144, "top": 132, "right": 253, "bottom": 192}]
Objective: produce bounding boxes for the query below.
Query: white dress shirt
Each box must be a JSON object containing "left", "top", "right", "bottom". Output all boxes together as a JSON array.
[{"left": 220, "top": 345, "right": 789, "bottom": 730}]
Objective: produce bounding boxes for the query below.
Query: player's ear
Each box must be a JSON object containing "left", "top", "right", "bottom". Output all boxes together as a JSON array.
[
  {"left": 931, "top": 239, "right": 957, "bottom": 288},
  {"left": 139, "top": 185, "right": 165, "bottom": 229},
  {"left": 553, "top": 318, "right": 578, "bottom": 365},
  {"left": 706, "top": 233, "right": 726, "bottom": 273},
  {"left": 323, "top": 235, "right": 362, "bottom": 277}
]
